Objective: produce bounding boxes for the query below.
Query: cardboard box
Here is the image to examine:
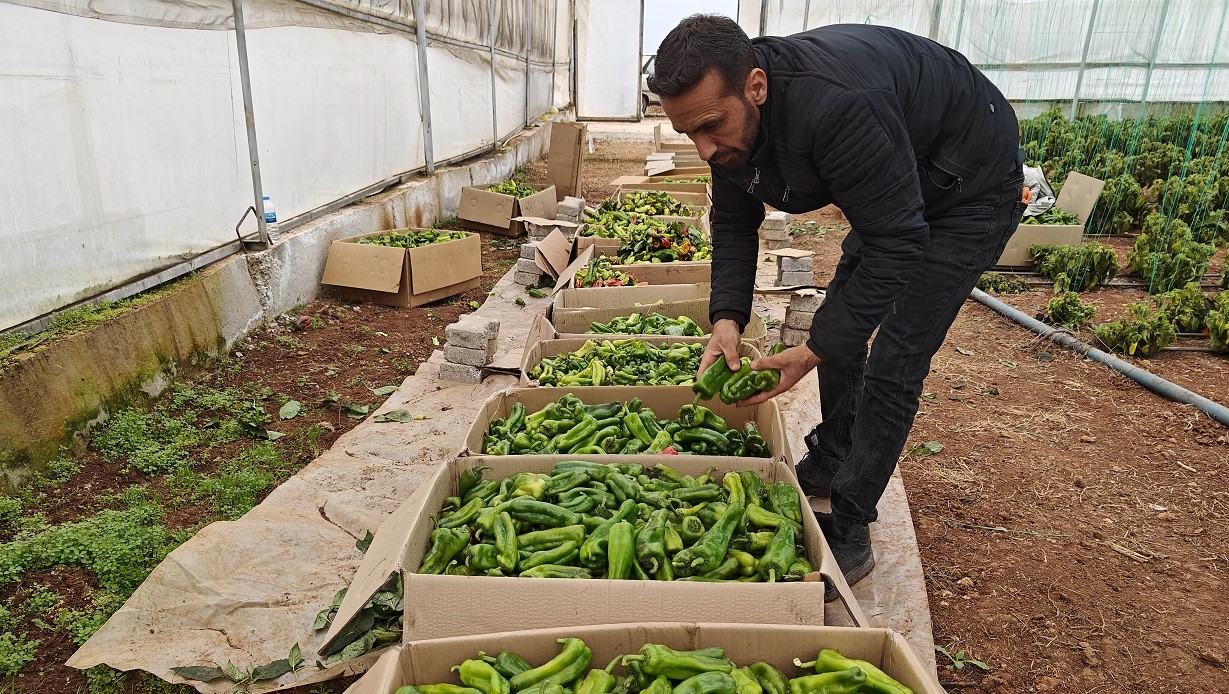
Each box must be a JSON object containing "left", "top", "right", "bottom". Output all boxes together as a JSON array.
[
  {"left": 521, "top": 336, "right": 762, "bottom": 386},
  {"left": 617, "top": 180, "right": 712, "bottom": 199},
  {"left": 552, "top": 283, "right": 712, "bottom": 311},
  {"left": 548, "top": 298, "right": 769, "bottom": 343},
  {"left": 459, "top": 184, "right": 558, "bottom": 236},
  {"left": 347, "top": 623, "right": 944, "bottom": 694},
  {"left": 997, "top": 172, "right": 1105, "bottom": 267},
  {"left": 320, "top": 230, "right": 481, "bottom": 307},
  {"left": 547, "top": 122, "right": 586, "bottom": 200},
  {"left": 615, "top": 188, "right": 710, "bottom": 215},
  {"left": 654, "top": 123, "right": 700, "bottom": 153}
]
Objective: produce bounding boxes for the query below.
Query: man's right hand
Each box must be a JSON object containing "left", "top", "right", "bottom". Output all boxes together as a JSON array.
[{"left": 698, "top": 318, "right": 743, "bottom": 376}]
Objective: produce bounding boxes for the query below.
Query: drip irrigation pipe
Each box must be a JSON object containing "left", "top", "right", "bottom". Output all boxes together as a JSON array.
[{"left": 970, "top": 288, "right": 1229, "bottom": 427}]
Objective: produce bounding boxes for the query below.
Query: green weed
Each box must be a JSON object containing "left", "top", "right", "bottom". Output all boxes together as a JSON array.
[{"left": 275, "top": 334, "right": 309, "bottom": 351}]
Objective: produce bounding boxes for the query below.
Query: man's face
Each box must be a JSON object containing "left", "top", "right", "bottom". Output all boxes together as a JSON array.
[{"left": 660, "top": 68, "right": 764, "bottom": 169}]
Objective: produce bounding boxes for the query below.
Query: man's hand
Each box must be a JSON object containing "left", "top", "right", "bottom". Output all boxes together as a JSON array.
[
  {"left": 698, "top": 318, "right": 743, "bottom": 376},
  {"left": 736, "top": 344, "right": 822, "bottom": 407}
]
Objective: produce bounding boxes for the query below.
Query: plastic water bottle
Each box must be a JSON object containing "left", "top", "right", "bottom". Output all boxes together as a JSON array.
[{"left": 262, "top": 195, "right": 280, "bottom": 244}]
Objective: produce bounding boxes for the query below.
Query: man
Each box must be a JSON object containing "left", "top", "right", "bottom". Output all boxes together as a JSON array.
[{"left": 650, "top": 16, "right": 1025, "bottom": 595}]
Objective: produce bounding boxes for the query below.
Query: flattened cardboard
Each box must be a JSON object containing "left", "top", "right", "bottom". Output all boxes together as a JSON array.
[
  {"left": 526, "top": 228, "right": 575, "bottom": 278},
  {"left": 996, "top": 172, "right": 1105, "bottom": 267},
  {"left": 550, "top": 245, "right": 596, "bottom": 295},
  {"left": 347, "top": 623, "right": 944, "bottom": 694},
  {"left": 520, "top": 336, "right": 762, "bottom": 386},
  {"left": 321, "top": 231, "right": 482, "bottom": 308},
  {"left": 547, "top": 297, "right": 768, "bottom": 344},
  {"left": 547, "top": 121, "right": 586, "bottom": 200},
  {"left": 459, "top": 184, "right": 558, "bottom": 236}
]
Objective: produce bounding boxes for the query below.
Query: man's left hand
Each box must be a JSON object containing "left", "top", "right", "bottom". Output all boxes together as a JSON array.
[{"left": 736, "top": 344, "right": 822, "bottom": 407}]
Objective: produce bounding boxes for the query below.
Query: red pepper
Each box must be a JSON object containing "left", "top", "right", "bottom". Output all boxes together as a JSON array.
[{"left": 661, "top": 446, "right": 678, "bottom": 455}]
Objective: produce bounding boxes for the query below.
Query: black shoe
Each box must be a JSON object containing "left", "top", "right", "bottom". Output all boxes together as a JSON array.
[
  {"left": 795, "top": 452, "right": 834, "bottom": 498},
  {"left": 816, "top": 512, "right": 876, "bottom": 602}
]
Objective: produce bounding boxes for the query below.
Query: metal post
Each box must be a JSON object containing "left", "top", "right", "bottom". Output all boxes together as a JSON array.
[
  {"left": 637, "top": 0, "right": 645, "bottom": 121},
  {"left": 231, "top": 0, "right": 270, "bottom": 245},
  {"left": 525, "top": 0, "right": 533, "bottom": 127},
  {"left": 490, "top": 0, "right": 500, "bottom": 147},
  {"left": 1070, "top": 0, "right": 1101, "bottom": 119},
  {"left": 929, "top": 0, "right": 944, "bottom": 41},
  {"left": 411, "top": 0, "right": 435, "bottom": 173},
  {"left": 1140, "top": 0, "right": 1173, "bottom": 103},
  {"left": 802, "top": 0, "right": 811, "bottom": 32},
  {"left": 551, "top": 0, "right": 558, "bottom": 109},
  {"left": 759, "top": 0, "right": 768, "bottom": 37}
]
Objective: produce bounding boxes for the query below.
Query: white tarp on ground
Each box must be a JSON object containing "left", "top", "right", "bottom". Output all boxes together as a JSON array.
[{"left": 0, "top": 0, "right": 571, "bottom": 332}]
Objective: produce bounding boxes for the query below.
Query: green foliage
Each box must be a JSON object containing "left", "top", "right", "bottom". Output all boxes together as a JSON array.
[
  {"left": 976, "top": 271, "right": 1031, "bottom": 294},
  {"left": 54, "top": 590, "right": 128, "bottom": 646},
  {"left": 1088, "top": 174, "right": 1146, "bottom": 235},
  {"left": 1209, "top": 291, "right": 1229, "bottom": 350},
  {"left": 1091, "top": 301, "right": 1177, "bottom": 357},
  {"left": 1222, "top": 265, "right": 1229, "bottom": 290},
  {"left": 486, "top": 180, "right": 538, "bottom": 198},
  {"left": 1191, "top": 208, "right": 1229, "bottom": 246},
  {"left": 1022, "top": 207, "right": 1080, "bottom": 225},
  {"left": 1128, "top": 213, "right": 1217, "bottom": 293},
  {"left": 357, "top": 229, "right": 468, "bottom": 249},
  {"left": 94, "top": 409, "right": 198, "bottom": 475},
  {"left": 0, "top": 497, "right": 22, "bottom": 528},
  {"left": 1043, "top": 291, "right": 1096, "bottom": 329},
  {"left": 0, "top": 630, "right": 39, "bottom": 676},
  {"left": 1028, "top": 242, "right": 1119, "bottom": 291},
  {"left": 22, "top": 584, "right": 62, "bottom": 615},
  {"left": 1154, "top": 282, "right": 1212, "bottom": 332}
]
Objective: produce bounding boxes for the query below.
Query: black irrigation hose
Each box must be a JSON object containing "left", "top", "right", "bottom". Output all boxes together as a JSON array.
[{"left": 971, "top": 288, "right": 1229, "bottom": 428}]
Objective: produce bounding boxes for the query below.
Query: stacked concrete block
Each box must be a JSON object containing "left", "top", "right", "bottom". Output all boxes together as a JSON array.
[
  {"left": 775, "top": 253, "right": 814, "bottom": 287},
  {"left": 514, "top": 254, "right": 547, "bottom": 287},
  {"left": 526, "top": 221, "right": 554, "bottom": 242},
  {"left": 761, "top": 211, "right": 792, "bottom": 250},
  {"left": 556, "top": 196, "right": 587, "bottom": 224},
  {"left": 440, "top": 316, "right": 501, "bottom": 384},
  {"left": 780, "top": 291, "right": 822, "bottom": 346}
]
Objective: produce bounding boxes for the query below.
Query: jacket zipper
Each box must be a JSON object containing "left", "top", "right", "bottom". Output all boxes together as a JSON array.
[
  {"left": 783, "top": 186, "right": 791, "bottom": 202},
  {"left": 747, "top": 168, "right": 760, "bottom": 194}
]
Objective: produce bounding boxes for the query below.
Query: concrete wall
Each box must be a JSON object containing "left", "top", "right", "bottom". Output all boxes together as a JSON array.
[{"left": 0, "top": 120, "right": 555, "bottom": 491}]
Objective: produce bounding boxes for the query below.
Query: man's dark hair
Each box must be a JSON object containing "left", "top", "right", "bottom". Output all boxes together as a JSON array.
[{"left": 648, "top": 14, "right": 755, "bottom": 98}]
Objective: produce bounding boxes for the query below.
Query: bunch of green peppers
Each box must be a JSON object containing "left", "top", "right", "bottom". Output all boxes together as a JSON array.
[
  {"left": 531, "top": 340, "right": 705, "bottom": 387},
  {"left": 357, "top": 229, "right": 468, "bottom": 248},
  {"left": 589, "top": 313, "right": 708, "bottom": 337},
  {"left": 617, "top": 221, "right": 712, "bottom": 265},
  {"left": 692, "top": 345, "right": 787, "bottom": 405},
  {"left": 573, "top": 257, "right": 642, "bottom": 288},
  {"left": 393, "top": 640, "right": 914, "bottom": 694},
  {"left": 487, "top": 180, "right": 540, "bottom": 198},
  {"left": 418, "top": 461, "right": 810, "bottom": 582},
  {"left": 618, "top": 190, "right": 702, "bottom": 217},
  {"left": 481, "top": 396, "right": 768, "bottom": 457}
]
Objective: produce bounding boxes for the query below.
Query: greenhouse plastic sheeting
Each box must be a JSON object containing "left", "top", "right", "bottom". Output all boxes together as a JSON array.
[
  {"left": 575, "top": 0, "right": 642, "bottom": 119},
  {"left": 0, "top": 0, "right": 571, "bottom": 332}
]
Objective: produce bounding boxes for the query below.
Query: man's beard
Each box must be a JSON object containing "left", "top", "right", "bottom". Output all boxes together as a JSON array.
[{"left": 711, "top": 98, "right": 760, "bottom": 169}]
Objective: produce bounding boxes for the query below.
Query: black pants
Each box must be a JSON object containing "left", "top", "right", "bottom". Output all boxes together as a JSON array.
[{"left": 808, "top": 170, "right": 1027, "bottom": 530}]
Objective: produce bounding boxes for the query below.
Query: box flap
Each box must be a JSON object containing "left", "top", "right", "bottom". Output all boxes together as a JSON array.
[
  {"left": 517, "top": 186, "right": 559, "bottom": 220},
  {"left": 486, "top": 348, "right": 523, "bottom": 374},
  {"left": 551, "top": 244, "right": 596, "bottom": 294},
  {"left": 532, "top": 229, "right": 573, "bottom": 278},
  {"left": 765, "top": 248, "right": 813, "bottom": 259},
  {"left": 1054, "top": 171, "right": 1106, "bottom": 223},
  {"left": 321, "top": 241, "right": 407, "bottom": 293},
  {"left": 554, "top": 283, "right": 711, "bottom": 309},
  {"left": 547, "top": 122, "right": 586, "bottom": 199},
  {"left": 459, "top": 186, "right": 516, "bottom": 228},
  {"left": 408, "top": 232, "right": 482, "bottom": 294},
  {"left": 513, "top": 216, "right": 580, "bottom": 229},
  {"left": 609, "top": 175, "right": 650, "bottom": 186},
  {"left": 645, "top": 160, "right": 676, "bottom": 176}
]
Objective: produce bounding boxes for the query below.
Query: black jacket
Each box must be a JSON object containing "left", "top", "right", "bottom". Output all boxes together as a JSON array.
[{"left": 708, "top": 24, "right": 1020, "bottom": 363}]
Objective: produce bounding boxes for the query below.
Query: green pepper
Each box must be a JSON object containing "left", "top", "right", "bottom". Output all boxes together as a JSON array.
[
  {"left": 516, "top": 524, "right": 584, "bottom": 552},
  {"left": 673, "top": 672, "right": 737, "bottom": 694},
  {"left": 640, "top": 412, "right": 663, "bottom": 438},
  {"left": 738, "top": 471, "right": 766, "bottom": 506},
  {"left": 719, "top": 359, "right": 760, "bottom": 404},
  {"left": 749, "top": 663, "right": 788, "bottom": 694},
  {"left": 463, "top": 479, "right": 501, "bottom": 506},
  {"left": 510, "top": 638, "right": 593, "bottom": 691},
  {"left": 571, "top": 445, "right": 607, "bottom": 455},
  {"left": 635, "top": 508, "right": 671, "bottom": 578},
  {"left": 551, "top": 461, "right": 617, "bottom": 481},
  {"left": 520, "top": 564, "right": 593, "bottom": 578},
  {"left": 606, "top": 520, "right": 636, "bottom": 579},
  {"left": 458, "top": 465, "right": 488, "bottom": 499},
  {"left": 520, "top": 540, "right": 579, "bottom": 571},
  {"left": 547, "top": 470, "right": 592, "bottom": 496},
  {"left": 796, "top": 651, "right": 911, "bottom": 694},
  {"left": 756, "top": 523, "right": 796, "bottom": 583},
  {"left": 787, "top": 669, "right": 866, "bottom": 694},
  {"left": 625, "top": 645, "right": 733, "bottom": 679},
  {"left": 746, "top": 504, "right": 802, "bottom": 533},
  {"left": 727, "top": 549, "right": 758, "bottom": 576},
  {"left": 554, "top": 415, "right": 599, "bottom": 452},
  {"left": 766, "top": 482, "right": 803, "bottom": 524},
  {"left": 625, "top": 411, "right": 654, "bottom": 445},
  {"left": 607, "top": 473, "right": 640, "bottom": 505},
  {"left": 672, "top": 501, "right": 744, "bottom": 576},
  {"left": 642, "top": 675, "right": 673, "bottom": 694},
  {"left": 668, "top": 484, "right": 725, "bottom": 505},
  {"left": 575, "top": 658, "right": 623, "bottom": 694},
  {"left": 481, "top": 651, "right": 534, "bottom": 679},
  {"left": 678, "top": 515, "right": 705, "bottom": 543},
  {"left": 510, "top": 473, "right": 551, "bottom": 499},
  {"left": 466, "top": 543, "right": 500, "bottom": 571},
  {"left": 558, "top": 492, "right": 598, "bottom": 514},
  {"left": 496, "top": 497, "right": 582, "bottom": 528},
  {"left": 731, "top": 667, "right": 763, "bottom": 694},
  {"left": 786, "top": 556, "right": 814, "bottom": 581},
  {"left": 399, "top": 686, "right": 482, "bottom": 694},
  {"left": 681, "top": 554, "right": 738, "bottom": 580},
  {"left": 580, "top": 499, "right": 638, "bottom": 569},
  {"left": 419, "top": 527, "right": 470, "bottom": 574},
  {"left": 692, "top": 358, "right": 736, "bottom": 400},
  {"left": 648, "top": 430, "right": 675, "bottom": 453},
  {"left": 438, "top": 496, "right": 486, "bottom": 529},
  {"left": 518, "top": 682, "right": 566, "bottom": 694},
  {"left": 722, "top": 472, "right": 746, "bottom": 507},
  {"left": 674, "top": 428, "right": 730, "bottom": 454},
  {"left": 486, "top": 439, "right": 512, "bottom": 455},
  {"left": 446, "top": 562, "right": 474, "bottom": 576},
  {"left": 453, "top": 659, "right": 511, "bottom": 694},
  {"left": 622, "top": 439, "right": 647, "bottom": 454},
  {"left": 493, "top": 512, "right": 519, "bottom": 573}
]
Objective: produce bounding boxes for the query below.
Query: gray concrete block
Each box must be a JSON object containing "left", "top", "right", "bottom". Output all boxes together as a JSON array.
[
  {"left": 439, "top": 361, "right": 484, "bottom": 384},
  {"left": 761, "top": 227, "right": 791, "bottom": 241},
  {"left": 785, "top": 308, "right": 816, "bottom": 330},
  {"left": 789, "top": 292, "right": 824, "bottom": 314},
  {"left": 444, "top": 343, "right": 494, "bottom": 367},
  {"left": 780, "top": 256, "right": 813, "bottom": 272},
  {"left": 557, "top": 196, "right": 586, "bottom": 223},
  {"left": 780, "top": 326, "right": 811, "bottom": 346},
  {"left": 515, "top": 258, "right": 543, "bottom": 274},
  {"left": 446, "top": 316, "right": 500, "bottom": 349},
  {"left": 515, "top": 271, "right": 544, "bottom": 286},
  {"left": 520, "top": 243, "right": 538, "bottom": 259},
  {"left": 765, "top": 239, "right": 792, "bottom": 251},
  {"left": 777, "top": 270, "right": 813, "bottom": 286},
  {"left": 761, "top": 211, "right": 791, "bottom": 230}
]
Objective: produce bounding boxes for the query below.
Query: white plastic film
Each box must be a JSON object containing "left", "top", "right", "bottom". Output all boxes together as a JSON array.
[{"left": 575, "top": 0, "right": 643, "bottom": 119}]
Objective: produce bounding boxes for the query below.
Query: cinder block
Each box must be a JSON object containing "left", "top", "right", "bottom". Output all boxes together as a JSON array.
[
  {"left": 439, "top": 361, "right": 484, "bottom": 384},
  {"left": 520, "top": 243, "right": 537, "bottom": 259},
  {"left": 762, "top": 227, "right": 791, "bottom": 241},
  {"left": 765, "top": 238, "right": 792, "bottom": 251},
  {"left": 780, "top": 326, "right": 811, "bottom": 346},
  {"left": 515, "top": 258, "right": 543, "bottom": 274},
  {"left": 761, "top": 211, "right": 791, "bottom": 230},
  {"left": 789, "top": 292, "right": 824, "bottom": 314},
  {"left": 528, "top": 228, "right": 553, "bottom": 242},
  {"left": 446, "top": 317, "right": 500, "bottom": 349},
  {"left": 444, "top": 343, "right": 494, "bottom": 367},
  {"left": 777, "top": 270, "right": 813, "bottom": 287},
  {"left": 557, "top": 196, "right": 586, "bottom": 223},
  {"left": 785, "top": 308, "right": 816, "bottom": 330},
  {"left": 515, "top": 271, "right": 544, "bottom": 286},
  {"left": 780, "top": 256, "right": 813, "bottom": 272}
]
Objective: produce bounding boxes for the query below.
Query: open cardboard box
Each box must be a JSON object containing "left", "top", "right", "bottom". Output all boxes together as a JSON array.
[
  {"left": 615, "top": 188, "right": 710, "bottom": 214},
  {"left": 346, "top": 622, "right": 943, "bottom": 694},
  {"left": 546, "top": 297, "right": 769, "bottom": 344},
  {"left": 552, "top": 283, "right": 712, "bottom": 311},
  {"left": 573, "top": 213, "right": 711, "bottom": 258},
  {"left": 547, "top": 121, "right": 586, "bottom": 200},
  {"left": 462, "top": 386, "right": 789, "bottom": 460},
  {"left": 322, "top": 451, "right": 870, "bottom": 658},
  {"left": 320, "top": 230, "right": 481, "bottom": 308},
  {"left": 520, "top": 336, "right": 763, "bottom": 386},
  {"left": 554, "top": 253, "right": 714, "bottom": 294},
  {"left": 996, "top": 171, "right": 1105, "bottom": 267},
  {"left": 459, "top": 183, "right": 558, "bottom": 236},
  {"left": 610, "top": 176, "right": 712, "bottom": 198}
]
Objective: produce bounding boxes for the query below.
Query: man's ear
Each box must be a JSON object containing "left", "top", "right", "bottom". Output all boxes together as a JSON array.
[{"left": 745, "top": 68, "right": 768, "bottom": 106}]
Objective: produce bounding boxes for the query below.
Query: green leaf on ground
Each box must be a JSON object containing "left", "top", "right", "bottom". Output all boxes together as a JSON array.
[
  {"left": 373, "top": 409, "right": 412, "bottom": 423},
  {"left": 370, "top": 385, "right": 398, "bottom": 396},
  {"left": 171, "top": 666, "right": 226, "bottom": 682},
  {"left": 279, "top": 400, "right": 302, "bottom": 419}
]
